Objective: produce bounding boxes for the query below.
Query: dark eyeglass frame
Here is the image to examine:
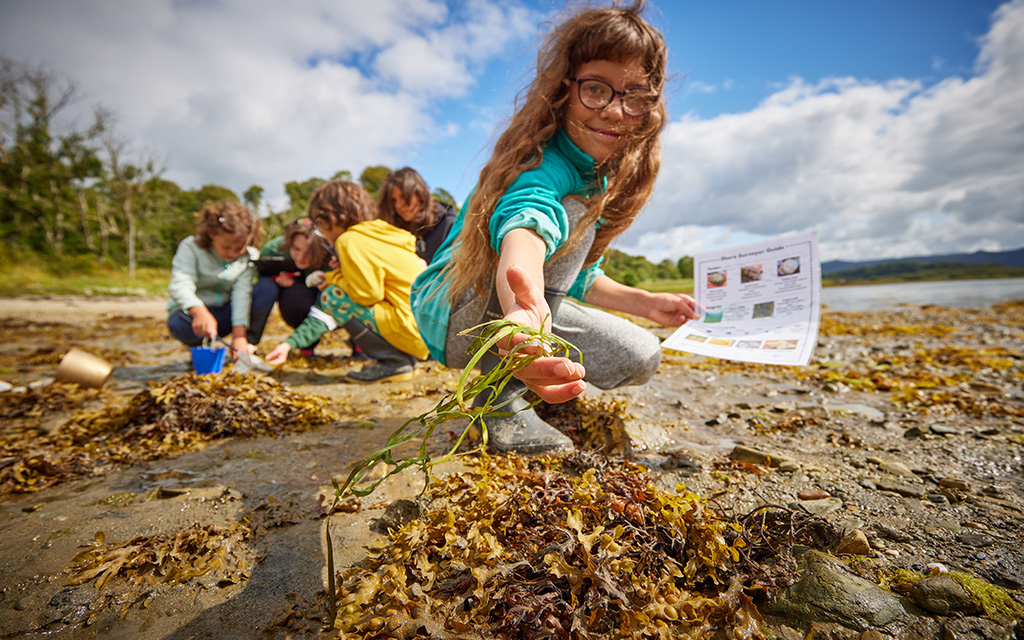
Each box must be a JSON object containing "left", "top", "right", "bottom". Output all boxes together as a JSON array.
[{"left": 570, "top": 77, "right": 658, "bottom": 117}]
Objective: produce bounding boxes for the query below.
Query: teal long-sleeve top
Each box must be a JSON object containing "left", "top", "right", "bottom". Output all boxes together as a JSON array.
[
  {"left": 167, "top": 236, "right": 258, "bottom": 328},
  {"left": 411, "top": 128, "right": 605, "bottom": 364}
]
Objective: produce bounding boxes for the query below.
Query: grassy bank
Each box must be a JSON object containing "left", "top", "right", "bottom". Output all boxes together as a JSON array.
[
  {"left": 0, "top": 257, "right": 169, "bottom": 297},
  {"left": 638, "top": 278, "right": 694, "bottom": 294}
]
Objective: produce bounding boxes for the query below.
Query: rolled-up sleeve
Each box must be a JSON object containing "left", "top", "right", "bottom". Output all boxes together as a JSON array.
[
  {"left": 488, "top": 161, "right": 581, "bottom": 257},
  {"left": 567, "top": 257, "right": 605, "bottom": 301}
]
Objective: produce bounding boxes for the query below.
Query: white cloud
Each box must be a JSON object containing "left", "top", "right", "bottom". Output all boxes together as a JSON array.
[
  {"left": 0, "top": 0, "right": 538, "bottom": 208},
  {"left": 621, "top": 0, "right": 1024, "bottom": 262}
]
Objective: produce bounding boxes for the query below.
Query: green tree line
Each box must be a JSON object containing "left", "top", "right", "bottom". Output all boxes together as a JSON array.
[
  {"left": 824, "top": 261, "right": 1024, "bottom": 285},
  {"left": 602, "top": 249, "right": 693, "bottom": 286},
  {"left": 0, "top": 58, "right": 690, "bottom": 287},
  {"left": 0, "top": 58, "right": 457, "bottom": 276}
]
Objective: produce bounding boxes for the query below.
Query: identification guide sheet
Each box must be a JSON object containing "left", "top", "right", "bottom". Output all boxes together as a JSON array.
[{"left": 662, "top": 230, "right": 821, "bottom": 366}]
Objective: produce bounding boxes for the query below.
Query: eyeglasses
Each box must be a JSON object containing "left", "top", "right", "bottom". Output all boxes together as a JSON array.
[
  {"left": 311, "top": 226, "right": 338, "bottom": 258},
  {"left": 571, "top": 78, "right": 658, "bottom": 117}
]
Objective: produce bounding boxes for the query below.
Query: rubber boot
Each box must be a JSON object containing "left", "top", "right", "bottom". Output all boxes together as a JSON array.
[
  {"left": 247, "top": 276, "right": 278, "bottom": 345},
  {"left": 468, "top": 283, "right": 573, "bottom": 454},
  {"left": 246, "top": 311, "right": 270, "bottom": 346},
  {"left": 343, "top": 319, "right": 417, "bottom": 383},
  {"left": 473, "top": 352, "right": 575, "bottom": 455}
]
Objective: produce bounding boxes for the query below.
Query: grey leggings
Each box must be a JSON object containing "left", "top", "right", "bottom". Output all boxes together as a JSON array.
[{"left": 444, "top": 198, "right": 662, "bottom": 390}]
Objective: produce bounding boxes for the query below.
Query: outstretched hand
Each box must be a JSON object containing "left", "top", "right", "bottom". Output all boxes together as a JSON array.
[
  {"left": 265, "top": 343, "right": 291, "bottom": 366},
  {"left": 500, "top": 265, "right": 586, "bottom": 404},
  {"left": 646, "top": 291, "right": 699, "bottom": 327}
]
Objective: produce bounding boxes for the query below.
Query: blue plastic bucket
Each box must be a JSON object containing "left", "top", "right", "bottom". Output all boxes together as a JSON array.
[{"left": 190, "top": 346, "right": 226, "bottom": 374}]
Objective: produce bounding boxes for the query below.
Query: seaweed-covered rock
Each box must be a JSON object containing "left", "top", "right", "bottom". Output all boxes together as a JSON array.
[{"left": 769, "top": 550, "right": 909, "bottom": 631}]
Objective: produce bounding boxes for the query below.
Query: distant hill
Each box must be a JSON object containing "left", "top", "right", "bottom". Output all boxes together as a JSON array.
[{"left": 822, "top": 247, "right": 1024, "bottom": 275}]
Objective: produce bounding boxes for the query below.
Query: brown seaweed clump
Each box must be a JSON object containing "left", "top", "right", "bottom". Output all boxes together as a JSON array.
[
  {"left": 330, "top": 453, "right": 761, "bottom": 639},
  {"left": 0, "top": 372, "right": 340, "bottom": 494}
]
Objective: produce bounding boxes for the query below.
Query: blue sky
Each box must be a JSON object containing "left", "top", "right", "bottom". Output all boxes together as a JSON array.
[{"left": 2, "top": 0, "right": 1022, "bottom": 263}]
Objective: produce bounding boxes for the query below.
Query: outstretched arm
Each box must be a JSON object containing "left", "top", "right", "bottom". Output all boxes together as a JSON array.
[
  {"left": 496, "top": 229, "right": 586, "bottom": 403},
  {"left": 583, "top": 275, "right": 698, "bottom": 327}
]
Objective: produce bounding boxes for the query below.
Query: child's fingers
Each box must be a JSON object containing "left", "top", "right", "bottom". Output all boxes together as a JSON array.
[
  {"left": 512, "top": 356, "right": 585, "bottom": 386},
  {"left": 528, "top": 379, "right": 587, "bottom": 404}
]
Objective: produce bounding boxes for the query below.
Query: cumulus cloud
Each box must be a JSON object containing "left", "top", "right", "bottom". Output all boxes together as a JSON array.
[
  {"left": 621, "top": 0, "right": 1024, "bottom": 262},
  {"left": 0, "top": 0, "right": 538, "bottom": 208}
]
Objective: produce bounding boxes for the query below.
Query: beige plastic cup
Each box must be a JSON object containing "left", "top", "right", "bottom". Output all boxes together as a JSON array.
[{"left": 55, "top": 348, "right": 113, "bottom": 388}]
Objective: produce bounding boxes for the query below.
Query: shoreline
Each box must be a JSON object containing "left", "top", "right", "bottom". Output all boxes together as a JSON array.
[{"left": 0, "top": 295, "right": 168, "bottom": 325}]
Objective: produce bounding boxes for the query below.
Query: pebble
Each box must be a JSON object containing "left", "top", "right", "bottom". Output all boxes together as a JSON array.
[
  {"left": 908, "top": 574, "right": 980, "bottom": 616},
  {"left": 872, "top": 478, "right": 926, "bottom": 499},
  {"left": 925, "top": 563, "right": 949, "bottom": 574},
  {"left": 957, "top": 532, "right": 994, "bottom": 547},
  {"left": 878, "top": 460, "right": 916, "bottom": 478},
  {"left": 926, "top": 494, "right": 950, "bottom": 506},
  {"left": 903, "top": 426, "right": 927, "bottom": 438},
  {"left": 930, "top": 425, "right": 959, "bottom": 435},
  {"left": 798, "top": 489, "right": 831, "bottom": 500},
  {"left": 939, "top": 477, "right": 969, "bottom": 491},
  {"left": 835, "top": 529, "right": 871, "bottom": 555},
  {"left": 798, "top": 497, "right": 844, "bottom": 516}
]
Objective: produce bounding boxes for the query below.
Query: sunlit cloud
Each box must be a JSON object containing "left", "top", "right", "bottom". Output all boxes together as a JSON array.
[{"left": 620, "top": 0, "right": 1024, "bottom": 262}]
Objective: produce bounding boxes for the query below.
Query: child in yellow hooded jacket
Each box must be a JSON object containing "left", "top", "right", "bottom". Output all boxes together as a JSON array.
[{"left": 265, "top": 180, "right": 428, "bottom": 382}]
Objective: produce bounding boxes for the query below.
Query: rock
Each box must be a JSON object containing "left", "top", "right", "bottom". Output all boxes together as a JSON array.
[
  {"left": 939, "top": 477, "right": 969, "bottom": 491},
  {"left": 925, "top": 563, "right": 948, "bottom": 574},
  {"left": 731, "top": 445, "right": 769, "bottom": 466},
  {"left": 872, "top": 523, "right": 915, "bottom": 543},
  {"left": 775, "top": 625, "right": 803, "bottom": 640},
  {"left": 796, "top": 404, "right": 831, "bottom": 420},
  {"left": 730, "top": 445, "right": 796, "bottom": 469},
  {"left": 957, "top": 532, "right": 995, "bottom": 547},
  {"left": 967, "top": 381, "right": 1004, "bottom": 394},
  {"left": 778, "top": 460, "right": 801, "bottom": 473},
  {"left": 799, "top": 497, "right": 844, "bottom": 516},
  {"left": 944, "top": 616, "right": 1017, "bottom": 639},
  {"left": 768, "top": 550, "right": 908, "bottom": 631},
  {"left": 872, "top": 478, "right": 926, "bottom": 499},
  {"left": 830, "top": 403, "right": 885, "bottom": 422},
  {"left": 835, "top": 530, "right": 871, "bottom": 555},
  {"left": 878, "top": 460, "right": 916, "bottom": 478},
  {"left": 930, "top": 425, "right": 959, "bottom": 435},
  {"left": 799, "top": 489, "right": 832, "bottom": 501},
  {"left": 924, "top": 520, "right": 961, "bottom": 535},
  {"left": 859, "top": 630, "right": 883, "bottom": 640},
  {"left": 903, "top": 426, "right": 927, "bottom": 438},
  {"left": 908, "top": 575, "right": 981, "bottom": 615}
]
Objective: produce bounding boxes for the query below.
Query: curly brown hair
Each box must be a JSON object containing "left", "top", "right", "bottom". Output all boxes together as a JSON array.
[
  {"left": 446, "top": 0, "right": 667, "bottom": 300},
  {"left": 377, "top": 167, "right": 439, "bottom": 237},
  {"left": 194, "top": 200, "right": 265, "bottom": 249},
  {"left": 306, "top": 180, "right": 377, "bottom": 232}
]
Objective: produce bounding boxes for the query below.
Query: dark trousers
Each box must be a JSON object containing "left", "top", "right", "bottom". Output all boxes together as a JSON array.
[
  {"left": 167, "top": 277, "right": 277, "bottom": 347},
  {"left": 276, "top": 281, "right": 320, "bottom": 329}
]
